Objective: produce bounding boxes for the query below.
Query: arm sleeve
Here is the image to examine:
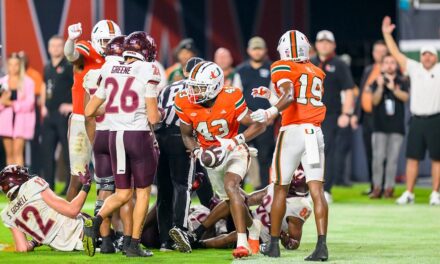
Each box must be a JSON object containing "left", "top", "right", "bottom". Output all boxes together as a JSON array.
[
  {"left": 338, "top": 62, "right": 355, "bottom": 90},
  {"left": 233, "top": 90, "right": 249, "bottom": 121},
  {"left": 75, "top": 41, "right": 91, "bottom": 57},
  {"left": 145, "top": 63, "right": 162, "bottom": 98},
  {"left": 271, "top": 63, "right": 293, "bottom": 87}
]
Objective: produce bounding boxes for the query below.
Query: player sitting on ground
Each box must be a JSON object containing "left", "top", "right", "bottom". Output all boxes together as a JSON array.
[{"left": 0, "top": 165, "right": 91, "bottom": 252}]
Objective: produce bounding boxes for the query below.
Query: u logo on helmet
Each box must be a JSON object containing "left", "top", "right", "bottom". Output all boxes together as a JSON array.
[{"left": 210, "top": 68, "right": 221, "bottom": 79}]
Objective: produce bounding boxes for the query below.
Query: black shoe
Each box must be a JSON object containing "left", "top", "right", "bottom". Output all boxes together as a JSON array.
[
  {"left": 82, "top": 218, "right": 99, "bottom": 257},
  {"left": 260, "top": 242, "right": 280, "bottom": 258},
  {"left": 125, "top": 244, "right": 153, "bottom": 257},
  {"left": 160, "top": 241, "right": 175, "bottom": 252},
  {"left": 169, "top": 226, "right": 195, "bottom": 253},
  {"left": 121, "top": 236, "right": 131, "bottom": 255},
  {"left": 305, "top": 242, "right": 328, "bottom": 261},
  {"left": 100, "top": 237, "right": 116, "bottom": 254}
]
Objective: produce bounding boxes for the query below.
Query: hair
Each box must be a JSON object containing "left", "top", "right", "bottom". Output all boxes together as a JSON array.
[
  {"left": 381, "top": 52, "right": 396, "bottom": 63},
  {"left": 373, "top": 40, "right": 386, "bottom": 48},
  {"left": 7, "top": 52, "right": 26, "bottom": 90},
  {"left": 48, "top": 35, "right": 64, "bottom": 44}
]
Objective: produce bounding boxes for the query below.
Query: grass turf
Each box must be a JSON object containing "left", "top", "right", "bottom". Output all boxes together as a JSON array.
[{"left": 0, "top": 183, "right": 439, "bottom": 263}]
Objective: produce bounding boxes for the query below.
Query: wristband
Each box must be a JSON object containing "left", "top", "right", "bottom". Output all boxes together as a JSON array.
[
  {"left": 82, "top": 184, "right": 91, "bottom": 194},
  {"left": 267, "top": 106, "right": 279, "bottom": 118}
]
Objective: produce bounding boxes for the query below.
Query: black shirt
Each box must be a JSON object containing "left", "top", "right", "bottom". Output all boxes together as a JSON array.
[
  {"left": 311, "top": 55, "right": 355, "bottom": 115},
  {"left": 233, "top": 60, "right": 272, "bottom": 111},
  {"left": 157, "top": 80, "right": 186, "bottom": 134},
  {"left": 43, "top": 58, "right": 73, "bottom": 112},
  {"left": 371, "top": 76, "right": 408, "bottom": 135}
]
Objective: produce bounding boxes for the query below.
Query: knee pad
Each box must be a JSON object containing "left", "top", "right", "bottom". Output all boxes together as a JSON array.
[
  {"left": 94, "top": 200, "right": 104, "bottom": 216},
  {"left": 95, "top": 175, "right": 115, "bottom": 192}
]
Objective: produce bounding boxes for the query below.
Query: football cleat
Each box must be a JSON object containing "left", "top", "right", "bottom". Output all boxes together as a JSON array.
[
  {"left": 232, "top": 246, "right": 250, "bottom": 259},
  {"left": 429, "top": 191, "right": 440, "bottom": 206},
  {"left": 248, "top": 239, "right": 260, "bottom": 255},
  {"left": 260, "top": 242, "right": 280, "bottom": 258},
  {"left": 169, "top": 227, "right": 196, "bottom": 253},
  {"left": 304, "top": 242, "right": 328, "bottom": 261},
  {"left": 100, "top": 236, "right": 116, "bottom": 254},
  {"left": 125, "top": 245, "right": 153, "bottom": 257},
  {"left": 396, "top": 190, "right": 415, "bottom": 205},
  {"left": 82, "top": 218, "right": 98, "bottom": 257}
]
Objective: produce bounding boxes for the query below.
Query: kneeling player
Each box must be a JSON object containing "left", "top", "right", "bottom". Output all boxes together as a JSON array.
[
  {"left": 0, "top": 165, "right": 91, "bottom": 252},
  {"left": 172, "top": 61, "right": 266, "bottom": 258}
]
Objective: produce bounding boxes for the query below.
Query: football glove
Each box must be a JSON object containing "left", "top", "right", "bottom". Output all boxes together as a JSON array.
[{"left": 68, "top": 23, "right": 82, "bottom": 40}]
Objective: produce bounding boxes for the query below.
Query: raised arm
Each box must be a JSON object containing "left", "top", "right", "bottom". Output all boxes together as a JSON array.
[{"left": 382, "top": 16, "right": 407, "bottom": 71}]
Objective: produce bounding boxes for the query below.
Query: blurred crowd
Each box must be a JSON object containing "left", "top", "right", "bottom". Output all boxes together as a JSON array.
[{"left": 0, "top": 21, "right": 439, "bottom": 204}]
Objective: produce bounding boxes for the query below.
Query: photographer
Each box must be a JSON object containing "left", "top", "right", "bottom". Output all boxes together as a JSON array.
[{"left": 367, "top": 54, "right": 409, "bottom": 198}]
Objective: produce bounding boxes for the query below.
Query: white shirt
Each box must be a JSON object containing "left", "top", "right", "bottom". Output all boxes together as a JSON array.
[
  {"left": 95, "top": 59, "right": 161, "bottom": 131},
  {"left": 406, "top": 59, "right": 440, "bottom": 115}
]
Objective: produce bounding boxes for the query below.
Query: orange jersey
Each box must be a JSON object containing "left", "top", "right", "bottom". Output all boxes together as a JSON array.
[
  {"left": 174, "top": 87, "right": 248, "bottom": 148},
  {"left": 72, "top": 40, "right": 105, "bottom": 114},
  {"left": 271, "top": 60, "right": 327, "bottom": 126}
]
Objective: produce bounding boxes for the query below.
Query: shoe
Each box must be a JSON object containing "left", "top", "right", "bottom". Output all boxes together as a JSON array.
[
  {"left": 232, "top": 246, "right": 250, "bottom": 259},
  {"left": 248, "top": 239, "right": 259, "bottom": 254},
  {"left": 324, "top": 191, "right": 333, "bottom": 204},
  {"left": 125, "top": 244, "right": 153, "bottom": 257},
  {"left": 169, "top": 226, "right": 195, "bottom": 253},
  {"left": 305, "top": 242, "right": 328, "bottom": 261},
  {"left": 160, "top": 241, "right": 175, "bottom": 252},
  {"left": 82, "top": 218, "right": 99, "bottom": 257},
  {"left": 429, "top": 191, "right": 440, "bottom": 205},
  {"left": 383, "top": 188, "right": 394, "bottom": 199},
  {"left": 396, "top": 190, "right": 415, "bottom": 205},
  {"left": 361, "top": 188, "right": 373, "bottom": 196},
  {"left": 260, "top": 241, "right": 280, "bottom": 258},
  {"left": 369, "top": 187, "right": 382, "bottom": 199},
  {"left": 100, "top": 237, "right": 116, "bottom": 254},
  {"left": 121, "top": 236, "right": 131, "bottom": 255}
]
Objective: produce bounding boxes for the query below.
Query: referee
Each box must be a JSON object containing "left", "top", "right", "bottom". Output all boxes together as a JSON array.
[
  {"left": 156, "top": 57, "right": 213, "bottom": 250},
  {"left": 382, "top": 16, "right": 440, "bottom": 205}
]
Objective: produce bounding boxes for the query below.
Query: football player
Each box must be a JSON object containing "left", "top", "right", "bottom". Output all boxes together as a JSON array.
[
  {"left": 251, "top": 30, "right": 329, "bottom": 261},
  {"left": 0, "top": 165, "right": 91, "bottom": 252},
  {"left": 195, "top": 170, "right": 311, "bottom": 250},
  {"left": 82, "top": 35, "right": 134, "bottom": 254},
  {"left": 83, "top": 31, "right": 162, "bottom": 258},
  {"left": 63, "top": 20, "right": 121, "bottom": 201},
  {"left": 172, "top": 61, "right": 266, "bottom": 258}
]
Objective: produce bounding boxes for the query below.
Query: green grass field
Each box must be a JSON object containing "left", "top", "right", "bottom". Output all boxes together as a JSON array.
[{"left": 0, "top": 184, "right": 439, "bottom": 263}]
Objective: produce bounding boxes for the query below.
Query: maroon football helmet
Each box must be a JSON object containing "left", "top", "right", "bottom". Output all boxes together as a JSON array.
[
  {"left": 122, "top": 31, "right": 157, "bottom": 62},
  {"left": 288, "top": 168, "right": 309, "bottom": 197},
  {"left": 105, "top": 35, "right": 126, "bottom": 57},
  {"left": 0, "top": 165, "right": 31, "bottom": 198}
]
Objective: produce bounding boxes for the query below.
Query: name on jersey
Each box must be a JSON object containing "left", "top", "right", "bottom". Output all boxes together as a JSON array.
[
  {"left": 111, "top": 65, "right": 132, "bottom": 74},
  {"left": 10, "top": 195, "right": 28, "bottom": 215}
]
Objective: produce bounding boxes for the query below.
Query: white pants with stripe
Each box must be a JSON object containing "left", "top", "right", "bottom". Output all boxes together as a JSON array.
[
  {"left": 270, "top": 124, "right": 325, "bottom": 185},
  {"left": 68, "top": 114, "right": 92, "bottom": 176}
]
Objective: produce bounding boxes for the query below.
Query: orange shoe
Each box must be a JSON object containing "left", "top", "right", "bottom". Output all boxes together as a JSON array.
[
  {"left": 248, "top": 239, "right": 260, "bottom": 254},
  {"left": 232, "top": 246, "right": 250, "bottom": 259}
]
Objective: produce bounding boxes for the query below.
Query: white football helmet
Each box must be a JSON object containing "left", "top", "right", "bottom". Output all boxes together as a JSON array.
[
  {"left": 277, "top": 30, "right": 311, "bottom": 61},
  {"left": 91, "top": 20, "right": 122, "bottom": 56},
  {"left": 186, "top": 61, "right": 224, "bottom": 104}
]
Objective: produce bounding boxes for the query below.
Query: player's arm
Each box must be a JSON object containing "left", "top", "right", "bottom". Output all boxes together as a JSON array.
[
  {"left": 10, "top": 227, "right": 30, "bottom": 252},
  {"left": 238, "top": 111, "right": 267, "bottom": 143},
  {"left": 280, "top": 216, "right": 304, "bottom": 250},
  {"left": 64, "top": 23, "right": 84, "bottom": 64},
  {"left": 246, "top": 186, "right": 268, "bottom": 206},
  {"left": 146, "top": 97, "right": 161, "bottom": 125},
  {"left": 382, "top": 16, "right": 407, "bottom": 71},
  {"left": 84, "top": 95, "right": 105, "bottom": 117},
  {"left": 179, "top": 121, "right": 199, "bottom": 152}
]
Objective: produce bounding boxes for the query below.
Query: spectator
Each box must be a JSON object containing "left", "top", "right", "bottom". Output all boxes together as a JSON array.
[
  {"left": 40, "top": 35, "right": 73, "bottom": 191},
  {"left": 357, "top": 40, "right": 388, "bottom": 195},
  {"left": 232, "top": 36, "right": 275, "bottom": 189},
  {"left": 311, "top": 30, "right": 356, "bottom": 202},
  {"left": 0, "top": 53, "right": 36, "bottom": 165},
  {"left": 367, "top": 54, "right": 409, "bottom": 199},
  {"left": 382, "top": 16, "right": 440, "bottom": 205},
  {"left": 165, "top": 38, "right": 198, "bottom": 83},
  {"left": 214, "top": 47, "right": 234, "bottom": 86},
  {"left": 18, "top": 51, "right": 44, "bottom": 173}
]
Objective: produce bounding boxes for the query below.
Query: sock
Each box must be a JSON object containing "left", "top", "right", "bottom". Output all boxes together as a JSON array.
[
  {"left": 236, "top": 233, "right": 249, "bottom": 248},
  {"left": 123, "top": 235, "right": 131, "bottom": 249},
  {"left": 93, "top": 215, "right": 103, "bottom": 233},
  {"left": 194, "top": 225, "right": 206, "bottom": 239},
  {"left": 130, "top": 238, "right": 140, "bottom": 248},
  {"left": 270, "top": 236, "right": 279, "bottom": 245},
  {"left": 247, "top": 220, "right": 261, "bottom": 240},
  {"left": 317, "top": 235, "right": 326, "bottom": 245}
]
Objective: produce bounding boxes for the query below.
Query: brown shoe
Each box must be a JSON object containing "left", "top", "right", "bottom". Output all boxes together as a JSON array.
[
  {"left": 369, "top": 187, "right": 382, "bottom": 199},
  {"left": 383, "top": 188, "right": 394, "bottom": 198}
]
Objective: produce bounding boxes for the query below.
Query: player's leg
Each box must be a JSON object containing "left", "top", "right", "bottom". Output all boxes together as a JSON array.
[
  {"left": 194, "top": 200, "right": 230, "bottom": 239},
  {"left": 12, "top": 138, "right": 25, "bottom": 166},
  {"left": 261, "top": 129, "right": 299, "bottom": 257},
  {"left": 3, "top": 137, "right": 13, "bottom": 165},
  {"left": 195, "top": 163, "right": 214, "bottom": 207},
  {"left": 201, "top": 231, "right": 237, "bottom": 249},
  {"left": 119, "top": 199, "right": 134, "bottom": 253}
]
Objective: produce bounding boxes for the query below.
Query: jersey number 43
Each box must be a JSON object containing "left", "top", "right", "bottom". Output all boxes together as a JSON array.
[{"left": 196, "top": 119, "right": 229, "bottom": 141}]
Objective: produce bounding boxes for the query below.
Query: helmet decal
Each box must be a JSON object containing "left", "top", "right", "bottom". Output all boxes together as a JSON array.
[{"left": 210, "top": 68, "right": 221, "bottom": 79}]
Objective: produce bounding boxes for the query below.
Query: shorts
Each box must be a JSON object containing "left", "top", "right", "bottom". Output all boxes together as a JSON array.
[
  {"left": 406, "top": 114, "right": 440, "bottom": 160},
  {"left": 93, "top": 130, "right": 113, "bottom": 178},
  {"left": 68, "top": 114, "right": 92, "bottom": 176},
  {"left": 205, "top": 144, "right": 250, "bottom": 200},
  {"left": 270, "top": 124, "right": 325, "bottom": 186},
  {"left": 109, "top": 130, "right": 158, "bottom": 189}
]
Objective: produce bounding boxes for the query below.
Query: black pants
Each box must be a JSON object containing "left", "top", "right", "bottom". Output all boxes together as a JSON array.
[
  {"left": 361, "top": 113, "right": 374, "bottom": 188},
  {"left": 156, "top": 131, "right": 213, "bottom": 244},
  {"left": 41, "top": 112, "right": 70, "bottom": 190},
  {"left": 322, "top": 114, "right": 352, "bottom": 193},
  {"left": 247, "top": 125, "right": 275, "bottom": 188},
  {"left": 30, "top": 102, "right": 42, "bottom": 173}
]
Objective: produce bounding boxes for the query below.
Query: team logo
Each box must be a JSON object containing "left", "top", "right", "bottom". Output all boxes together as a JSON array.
[{"left": 210, "top": 68, "right": 221, "bottom": 79}]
